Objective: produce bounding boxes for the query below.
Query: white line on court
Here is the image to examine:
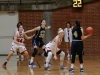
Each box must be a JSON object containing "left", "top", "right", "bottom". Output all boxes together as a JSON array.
[{"left": 66, "top": 60, "right": 78, "bottom": 69}]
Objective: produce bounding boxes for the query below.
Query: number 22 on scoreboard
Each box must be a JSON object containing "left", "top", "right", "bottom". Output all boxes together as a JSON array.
[{"left": 73, "top": 0, "right": 82, "bottom": 7}]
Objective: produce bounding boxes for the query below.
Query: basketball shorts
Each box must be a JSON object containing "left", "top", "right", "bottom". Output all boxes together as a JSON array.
[
  {"left": 10, "top": 42, "right": 27, "bottom": 54},
  {"left": 32, "top": 39, "right": 45, "bottom": 48},
  {"left": 71, "top": 41, "right": 83, "bottom": 55}
]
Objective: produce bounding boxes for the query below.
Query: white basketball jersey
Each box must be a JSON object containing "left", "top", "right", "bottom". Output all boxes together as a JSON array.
[
  {"left": 14, "top": 28, "right": 24, "bottom": 41},
  {"left": 64, "top": 28, "right": 72, "bottom": 42},
  {"left": 46, "top": 35, "right": 61, "bottom": 50},
  {"left": 16, "top": 31, "right": 24, "bottom": 43}
]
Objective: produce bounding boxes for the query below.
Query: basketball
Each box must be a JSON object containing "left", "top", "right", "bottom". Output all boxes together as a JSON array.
[{"left": 86, "top": 27, "right": 93, "bottom": 34}]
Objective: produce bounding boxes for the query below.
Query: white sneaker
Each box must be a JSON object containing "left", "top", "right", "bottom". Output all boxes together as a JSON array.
[
  {"left": 68, "top": 57, "right": 70, "bottom": 60},
  {"left": 67, "top": 54, "right": 70, "bottom": 58},
  {"left": 21, "top": 55, "right": 24, "bottom": 61},
  {"left": 17, "top": 55, "right": 19, "bottom": 59},
  {"left": 59, "top": 65, "right": 67, "bottom": 70},
  {"left": 44, "top": 62, "right": 52, "bottom": 67}
]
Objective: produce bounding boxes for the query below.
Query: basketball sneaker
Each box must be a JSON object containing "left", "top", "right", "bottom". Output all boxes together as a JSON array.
[
  {"left": 80, "top": 68, "right": 84, "bottom": 74},
  {"left": 44, "top": 62, "right": 52, "bottom": 67},
  {"left": 16, "top": 55, "right": 19, "bottom": 59},
  {"left": 29, "top": 62, "right": 36, "bottom": 68},
  {"left": 45, "top": 67, "right": 51, "bottom": 71},
  {"left": 67, "top": 54, "right": 70, "bottom": 58},
  {"left": 69, "top": 68, "right": 74, "bottom": 73},
  {"left": 2, "top": 63, "right": 7, "bottom": 69},
  {"left": 59, "top": 65, "right": 67, "bottom": 70},
  {"left": 21, "top": 55, "right": 24, "bottom": 61}
]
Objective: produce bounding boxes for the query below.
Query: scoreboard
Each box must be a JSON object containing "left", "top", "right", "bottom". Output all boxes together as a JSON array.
[{"left": 73, "top": 0, "right": 83, "bottom": 7}]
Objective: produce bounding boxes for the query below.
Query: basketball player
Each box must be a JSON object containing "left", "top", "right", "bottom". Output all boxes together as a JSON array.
[
  {"left": 24, "top": 19, "right": 51, "bottom": 67},
  {"left": 15, "top": 22, "right": 24, "bottom": 60},
  {"left": 45, "top": 28, "right": 66, "bottom": 71},
  {"left": 64, "top": 22, "right": 72, "bottom": 58},
  {"left": 2, "top": 24, "right": 33, "bottom": 68},
  {"left": 69, "top": 20, "right": 92, "bottom": 74}
]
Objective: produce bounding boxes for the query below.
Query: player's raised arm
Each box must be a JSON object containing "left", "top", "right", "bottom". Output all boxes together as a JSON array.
[
  {"left": 24, "top": 26, "right": 40, "bottom": 34},
  {"left": 45, "top": 26, "right": 51, "bottom": 30},
  {"left": 24, "top": 34, "right": 34, "bottom": 40}
]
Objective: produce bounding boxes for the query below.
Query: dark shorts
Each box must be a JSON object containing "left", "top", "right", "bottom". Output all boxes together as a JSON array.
[
  {"left": 32, "top": 39, "right": 45, "bottom": 48},
  {"left": 71, "top": 41, "right": 83, "bottom": 55}
]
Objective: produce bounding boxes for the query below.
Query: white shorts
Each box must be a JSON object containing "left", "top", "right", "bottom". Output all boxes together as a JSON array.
[
  {"left": 10, "top": 42, "right": 27, "bottom": 54},
  {"left": 45, "top": 43, "right": 60, "bottom": 54},
  {"left": 64, "top": 35, "right": 72, "bottom": 42}
]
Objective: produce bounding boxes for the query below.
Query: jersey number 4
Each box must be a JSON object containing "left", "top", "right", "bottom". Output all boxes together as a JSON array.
[{"left": 74, "top": 31, "right": 78, "bottom": 38}]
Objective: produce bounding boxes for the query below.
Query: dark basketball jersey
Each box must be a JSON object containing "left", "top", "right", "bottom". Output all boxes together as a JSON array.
[
  {"left": 72, "top": 26, "right": 82, "bottom": 40},
  {"left": 33, "top": 26, "right": 45, "bottom": 40}
]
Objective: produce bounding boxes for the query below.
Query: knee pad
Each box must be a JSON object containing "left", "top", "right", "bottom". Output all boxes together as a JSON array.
[
  {"left": 44, "top": 51, "right": 47, "bottom": 57},
  {"left": 46, "top": 52, "right": 52, "bottom": 62},
  {"left": 57, "top": 50, "right": 61, "bottom": 54},
  {"left": 32, "top": 48, "right": 38, "bottom": 57},
  {"left": 43, "top": 49, "right": 47, "bottom": 57},
  {"left": 59, "top": 51, "right": 65, "bottom": 61}
]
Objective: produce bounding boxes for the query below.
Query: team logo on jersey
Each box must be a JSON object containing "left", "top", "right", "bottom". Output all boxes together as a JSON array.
[
  {"left": 74, "top": 31, "right": 78, "bottom": 38},
  {"left": 39, "top": 31, "right": 45, "bottom": 38}
]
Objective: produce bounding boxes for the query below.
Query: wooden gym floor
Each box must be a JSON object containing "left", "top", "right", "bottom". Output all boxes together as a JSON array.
[{"left": 0, "top": 55, "right": 100, "bottom": 75}]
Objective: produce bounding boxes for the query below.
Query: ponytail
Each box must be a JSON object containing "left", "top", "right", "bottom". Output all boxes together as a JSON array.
[
  {"left": 75, "top": 20, "right": 81, "bottom": 29},
  {"left": 75, "top": 20, "right": 82, "bottom": 36}
]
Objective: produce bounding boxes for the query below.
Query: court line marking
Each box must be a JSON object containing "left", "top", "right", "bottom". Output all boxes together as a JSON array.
[
  {"left": 66, "top": 60, "right": 78, "bottom": 69},
  {"left": 65, "top": 60, "right": 88, "bottom": 75},
  {"left": 56, "top": 60, "right": 69, "bottom": 75},
  {"left": 36, "top": 60, "right": 41, "bottom": 68},
  {"left": 56, "top": 60, "right": 60, "bottom": 65}
]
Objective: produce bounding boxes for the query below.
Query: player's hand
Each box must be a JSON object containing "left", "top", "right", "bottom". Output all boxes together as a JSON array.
[
  {"left": 54, "top": 55, "right": 58, "bottom": 60},
  {"left": 48, "top": 26, "right": 51, "bottom": 29},
  {"left": 20, "top": 43, "right": 25, "bottom": 46},
  {"left": 88, "top": 34, "right": 92, "bottom": 37},
  {"left": 23, "top": 32, "right": 26, "bottom": 35}
]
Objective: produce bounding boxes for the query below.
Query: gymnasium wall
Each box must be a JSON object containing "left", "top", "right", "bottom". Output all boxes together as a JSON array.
[
  {"left": 52, "top": 1, "right": 100, "bottom": 55},
  {"left": 0, "top": 11, "right": 18, "bottom": 54},
  {"left": 19, "top": 1, "right": 100, "bottom": 55},
  {"left": 19, "top": 11, "right": 43, "bottom": 54}
]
